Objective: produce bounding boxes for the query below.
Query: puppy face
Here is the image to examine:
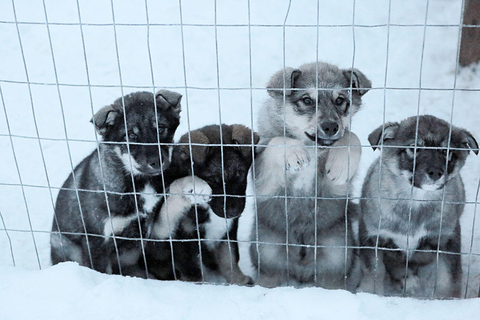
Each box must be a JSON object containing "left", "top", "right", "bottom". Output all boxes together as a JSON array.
[
  {"left": 368, "top": 115, "right": 478, "bottom": 190},
  {"left": 267, "top": 62, "right": 371, "bottom": 146},
  {"left": 178, "top": 124, "right": 259, "bottom": 218},
  {"left": 92, "top": 90, "right": 182, "bottom": 175}
]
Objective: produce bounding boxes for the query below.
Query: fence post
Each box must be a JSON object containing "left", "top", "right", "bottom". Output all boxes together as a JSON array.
[{"left": 460, "top": 0, "right": 480, "bottom": 67}]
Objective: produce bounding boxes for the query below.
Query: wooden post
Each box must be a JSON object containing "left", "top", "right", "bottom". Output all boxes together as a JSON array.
[{"left": 459, "top": 0, "right": 480, "bottom": 67}]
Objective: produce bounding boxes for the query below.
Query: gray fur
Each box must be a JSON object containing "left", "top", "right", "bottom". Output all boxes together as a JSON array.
[
  {"left": 358, "top": 115, "right": 478, "bottom": 298},
  {"left": 251, "top": 62, "right": 371, "bottom": 289}
]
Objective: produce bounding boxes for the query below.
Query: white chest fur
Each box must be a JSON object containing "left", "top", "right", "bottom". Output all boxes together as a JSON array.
[
  {"left": 376, "top": 225, "right": 429, "bottom": 258},
  {"left": 292, "top": 156, "right": 317, "bottom": 191},
  {"left": 140, "top": 183, "right": 161, "bottom": 213},
  {"left": 103, "top": 213, "right": 140, "bottom": 238}
]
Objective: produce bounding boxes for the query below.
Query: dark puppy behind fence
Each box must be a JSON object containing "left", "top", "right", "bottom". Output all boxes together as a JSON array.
[
  {"left": 145, "top": 124, "right": 259, "bottom": 285},
  {"left": 50, "top": 90, "right": 182, "bottom": 278}
]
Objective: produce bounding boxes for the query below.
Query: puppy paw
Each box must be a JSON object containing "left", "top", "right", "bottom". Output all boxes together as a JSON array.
[
  {"left": 170, "top": 176, "right": 212, "bottom": 206},
  {"left": 326, "top": 131, "right": 362, "bottom": 184},
  {"left": 267, "top": 137, "right": 311, "bottom": 172},
  {"left": 403, "top": 274, "right": 421, "bottom": 296},
  {"left": 236, "top": 275, "right": 255, "bottom": 286}
]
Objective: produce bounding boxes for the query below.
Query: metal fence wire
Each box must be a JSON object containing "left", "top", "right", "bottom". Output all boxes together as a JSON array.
[{"left": 0, "top": 0, "right": 479, "bottom": 299}]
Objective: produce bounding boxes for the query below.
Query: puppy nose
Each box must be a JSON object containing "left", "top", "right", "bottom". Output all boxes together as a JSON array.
[
  {"left": 320, "top": 121, "right": 339, "bottom": 137},
  {"left": 149, "top": 161, "right": 160, "bottom": 169},
  {"left": 148, "top": 158, "right": 162, "bottom": 169},
  {"left": 427, "top": 168, "right": 444, "bottom": 181}
]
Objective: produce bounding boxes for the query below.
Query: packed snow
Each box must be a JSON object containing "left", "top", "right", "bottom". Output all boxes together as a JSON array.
[{"left": 1, "top": 0, "right": 479, "bottom": 319}]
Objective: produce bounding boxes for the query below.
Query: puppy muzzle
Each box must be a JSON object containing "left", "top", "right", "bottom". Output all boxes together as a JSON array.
[
  {"left": 304, "top": 121, "right": 344, "bottom": 146},
  {"left": 209, "top": 196, "right": 246, "bottom": 219}
]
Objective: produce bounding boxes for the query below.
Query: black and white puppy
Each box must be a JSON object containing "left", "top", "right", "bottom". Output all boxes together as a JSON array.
[
  {"left": 50, "top": 90, "right": 182, "bottom": 277},
  {"left": 359, "top": 115, "right": 478, "bottom": 298},
  {"left": 146, "top": 124, "right": 259, "bottom": 285}
]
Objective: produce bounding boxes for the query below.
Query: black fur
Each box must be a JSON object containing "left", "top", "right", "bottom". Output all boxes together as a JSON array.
[
  {"left": 146, "top": 124, "right": 259, "bottom": 284},
  {"left": 50, "top": 90, "right": 181, "bottom": 277}
]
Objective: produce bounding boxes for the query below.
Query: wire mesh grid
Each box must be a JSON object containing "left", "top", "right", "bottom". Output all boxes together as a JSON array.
[{"left": 0, "top": 0, "right": 479, "bottom": 299}]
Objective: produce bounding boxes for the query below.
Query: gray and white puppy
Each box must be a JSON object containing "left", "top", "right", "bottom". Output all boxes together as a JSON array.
[
  {"left": 359, "top": 115, "right": 478, "bottom": 298},
  {"left": 251, "top": 62, "right": 371, "bottom": 289}
]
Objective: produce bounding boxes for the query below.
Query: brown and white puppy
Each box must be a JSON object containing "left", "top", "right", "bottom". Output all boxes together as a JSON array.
[
  {"left": 146, "top": 124, "right": 259, "bottom": 285},
  {"left": 251, "top": 62, "right": 371, "bottom": 289},
  {"left": 359, "top": 115, "right": 478, "bottom": 298}
]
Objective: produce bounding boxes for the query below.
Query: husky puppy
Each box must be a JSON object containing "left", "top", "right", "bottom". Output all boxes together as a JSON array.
[
  {"left": 50, "top": 90, "right": 182, "bottom": 277},
  {"left": 250, "top": 62, "right": 371, "bottom": 289},
  {"left": 359, "top": 115, "right": 479, "bottom": 298},
  {"left": 146, "top": 124, "right": 259, "bottom": 285}
]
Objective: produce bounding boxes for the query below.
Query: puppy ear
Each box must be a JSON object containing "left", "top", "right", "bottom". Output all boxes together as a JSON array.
[
  {"left": 155, "top": 90, "right": 182, "bottom": 115},
  {"left": 231, "top": 124, "right": 260, "bottom": 158},
  {"left": 179, "top": 130, "right": 210, "bottom": 165},
  {"left": 267, "top": 67, "right": 302, "bottom": 98},
  {"left": 343, "top": 68, "right": 372, "bottom": 96},
  {"left": 461, "top": 129, "right": 479, "bottom": 155},
  {"left": 90, "top": 105, "right": 121, "bottom": 137},
  {"left": 368, "top": 122, "right": 399, "bottom": 150}
]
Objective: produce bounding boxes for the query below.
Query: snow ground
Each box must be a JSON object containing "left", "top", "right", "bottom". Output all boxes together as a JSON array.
[
  {"left": 1, "top": 0, "right": 480, "bottom": 319},
  {"left": 2, "top": 262, "right": 480, "bottom": 320}
]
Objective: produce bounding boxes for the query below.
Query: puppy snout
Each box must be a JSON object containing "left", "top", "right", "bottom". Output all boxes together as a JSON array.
[
  {"left": 427, "top": 168, "right": 444, "bottom": 181},
  {"left": 320, "top": 121, "right": 339, "bottom": 138},
  {"left": 149, "top": 159, "right": 161, "bottom": 169},
  {"left": 147, "top": 153, "right": 168, "bottom": 171},
  {"left": 210, "top": 196, "right": 246, "bottom": 219}
]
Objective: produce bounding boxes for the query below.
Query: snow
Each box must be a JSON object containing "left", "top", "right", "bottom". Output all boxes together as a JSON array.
[
  {"left": 1, "top": 262, "right": 480, "bottom": 320},
  {"left": 1, "top": 0, "right": 480, "bottom": 319}
]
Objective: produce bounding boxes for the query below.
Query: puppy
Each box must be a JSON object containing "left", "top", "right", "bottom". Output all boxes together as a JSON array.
[
  {"left": 358, "top": 115, "right": 479, "bottom": 298},
  {"left": 146, "top": 124, "right": 259, "bottom": 285},
  {"left": 50, "top": 90, "right": 182, "bottom": 277},
  {"left": 251, "top": 62, "right": 371, "bottom": 289}
]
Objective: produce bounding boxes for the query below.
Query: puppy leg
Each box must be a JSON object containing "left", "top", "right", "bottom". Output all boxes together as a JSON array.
[
  {"left": 50, "top": 233, "right": 84, "bottom": 266},
  {"left": 263, "top": 137, "right": 312, "bottom": 172},
  {"left": 250, "top": 225, "right": 291, "bottom": 288},
  {"left": 415, "top": 248, "right": 461, "bottom": 298},
  {"left": 420, "top": 254, "right": 461, "bottom": 299},
  {"left": 358, "top": 259, "right": 386, "bottom": 295},
  {"left": 256, "top": 137, "right": 313, "bottom": 196},
  {"left": 357, "top": 244, "right": 387, "bottom": 295},
  {"left": 325, "top": 130, "right": 362, "bottom": 185},
  {"left": 213, "top": 240, "right": 253, "bottom": 286},
  {"left": 151, "top": 176, "right": 212, "bottom": 239}
]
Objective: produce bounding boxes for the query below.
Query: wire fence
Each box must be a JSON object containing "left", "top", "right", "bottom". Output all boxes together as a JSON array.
[{"left": 0, "top": 0, "right": 479, "bottom": 299}]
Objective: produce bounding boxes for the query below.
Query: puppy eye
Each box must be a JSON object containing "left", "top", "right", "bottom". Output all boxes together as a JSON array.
[
  {"left": 158, "top": 126, "right": 167, "bottom": 134},
  {"left": 128, "top": 131, "right": 138, "bottom": 141},
  {"left": 302, "top": 97, "right": 314, "bottom": 105},
  {"left": 334, "top": 97, "right": 345, "bottom": 106},
  {"left": 443, "top": 149, "right": 453, "bottom": 161}
]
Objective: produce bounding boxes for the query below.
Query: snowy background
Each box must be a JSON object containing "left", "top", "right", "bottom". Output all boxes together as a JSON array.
[{"left": 1, "top": 0, "right": 480, "bottom": 319}]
